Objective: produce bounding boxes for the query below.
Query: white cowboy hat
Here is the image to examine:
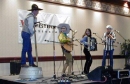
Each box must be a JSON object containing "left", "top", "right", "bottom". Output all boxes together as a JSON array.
[
  {"left": 106, "top": 25, "right": 113, "bottom": 29},
  {"left": 57, "top": 23, "right": 71, "bottom": 34}
]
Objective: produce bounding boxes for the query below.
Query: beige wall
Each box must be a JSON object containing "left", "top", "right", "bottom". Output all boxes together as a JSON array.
[{"left": 0, "top": 0, "right": 130, "bottom": 57}]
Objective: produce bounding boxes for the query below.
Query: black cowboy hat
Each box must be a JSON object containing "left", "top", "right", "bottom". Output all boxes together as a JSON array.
[{"left": 28, "top": 4, "right": 43, "bottom": 11}]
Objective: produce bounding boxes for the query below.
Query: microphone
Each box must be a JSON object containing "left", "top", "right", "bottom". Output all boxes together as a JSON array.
[
  {"left": 74, "top": 30, "right": 77, "bottom": 33},
  {"left": 70, "top": 29, "right": 77, "bottom": 32},
  {"left": 45, "top": 40, "right": 49, "bottom": 42},
  {"left": 114, "top": 30, "right": 119, "bottom": 33},
  {"left": 128, "top": 39, "right": 130, "bottom": 42},
  {"left": 74, "top": 39, "right": 80, "bottom": 41},
  {"left": 34, "top": 21, "right": 42, "bottom": 24},
  {"left": 93, "top": 33, "right": 96, "bottom": 34},
  {"left": 117, "top": 42, "right": 122, "bottom": 44}
]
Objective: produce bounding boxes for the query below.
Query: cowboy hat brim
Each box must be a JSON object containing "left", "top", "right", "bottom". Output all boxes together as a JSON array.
[
  {"left": 58, "top": 23, "right": 71, "bottom": 34},
  {"left": 28, "top": 8, "right": 43, "bottom": 11}
]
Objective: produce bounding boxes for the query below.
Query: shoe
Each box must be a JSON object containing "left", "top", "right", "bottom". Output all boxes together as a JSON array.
[
  {"left": 62, "top": 73, "right": 66, "bottom": 77},
  {"left": 21, "top": 64, "right": 29, "bottom": 67},
  {"left": 66, "top": 74, "right": 73, "bottom": 78},
  {"left": 29, "top": 64, "right": 38, "bottom": 67},
  {"left": 84, "top": 71, "right": 89, "bottom": 75}
]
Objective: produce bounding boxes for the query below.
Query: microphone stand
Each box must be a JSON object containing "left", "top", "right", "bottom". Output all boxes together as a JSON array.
[
  {"left": 75, "top": 39, "right": 84, "bottom": 74},
  {"left": 44, "top": 25, "right": 57, "bottom": 80},
  {"left": 70, "top": 29, "right": 77, "bottom": 75},
  {"left": 93, "top": 33, "right": 110, "bottom": 67},
  {"left": 61, "top": 47, "right": 65, "bottom": 72},
  {"left": 114, "top": 30, "right": 126, "bottom": 41},
  {"left": 71, "top": 31, "right": 74, "bottom": 75},
  {"left": 114, "top": 30, "right": 128, "bottom": 65},
  {"left": 80, "top": 44, "right": 83, "bottom": 74},
  {"left": 52, "top": 25, "right": 57, "bottom": 80},
  {"left": 93, "top": 33, "right": 102, "bottom": 41}
]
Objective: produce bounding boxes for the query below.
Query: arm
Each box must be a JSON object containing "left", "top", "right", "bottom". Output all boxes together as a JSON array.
[
  {"left": 102, "top": 33, "right": 106, "bottom": 43},
  {"left": 111, "top": 32, "right": 116, "bottom": 42},
  {"left": 27, "top": 17, "right": 35, "bottom": 36},
  {"left": 80, "top": 36, "right": 88, "bottom": 45},
  {"left": 105, "top": 32, "right": 116, "bottom": 43}
]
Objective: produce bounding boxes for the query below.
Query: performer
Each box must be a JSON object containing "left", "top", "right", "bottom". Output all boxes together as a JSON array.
[
  {"left": 58, "top": 24, "right": 73, "bottom": 76},
  {"left": 102, "top": 25, "right": 116, "bottom": 68},
  {"left": 21, "top": 4, "right": 43, "bottom": 67},
  {"left": 80, "top": 28, "right": 92, "bottom": 74}
]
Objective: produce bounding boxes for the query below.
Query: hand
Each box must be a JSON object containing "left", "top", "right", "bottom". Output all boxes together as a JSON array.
[
  {"left": 34, "top": 24, "right": 38, "bottom": 27},
  {"left": 107, "top": 35, "right": 113, "bottom": 39},
  {"left": 85, "top": 42, "right": 91, "bottom": 46},
  {"left": 87, "top": 44, "right": 91, "bottom": 47},
  {"left": 102, "top": 38, "right": 106, "bottom": 42},
  {"left": 102, "top": 39, "right": 106, "bottom": 43},
  {"left": 33, "top": 30, "right": 36, "bottom": 33},
  {"left": 61, "top": 44, "right": 64, "bottom": 46}
]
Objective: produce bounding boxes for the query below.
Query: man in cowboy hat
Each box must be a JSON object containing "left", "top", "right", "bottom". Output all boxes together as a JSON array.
[
  {"left": 21, "top": 4, "right": 43, "bottom": 67},
  {"left": 102, "top": 25, "right": 116, "bottom": 68}
]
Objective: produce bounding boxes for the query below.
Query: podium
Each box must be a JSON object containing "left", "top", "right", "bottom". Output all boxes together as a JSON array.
[{"left": 19, "top": 67, "right": 43, "bottom": 79}]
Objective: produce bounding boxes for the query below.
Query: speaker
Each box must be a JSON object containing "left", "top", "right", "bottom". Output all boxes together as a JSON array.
[
  {"left": 88, "top": 66, "right": 113, "bottom": 81},
  {"left": 10, "top": 60, "right": 16, "bottom": 75},
  {"left": 10, "top": 60, "right": 21, "bottom": 75},
  {"left": 15, "top": 60, "right": 21, "bottom": 75},
  {"left": 124, "top": 64, "right": 130, "bottom": 70},
  {"left": 87, "top": 66, "right": 105, "bottom": 81}
]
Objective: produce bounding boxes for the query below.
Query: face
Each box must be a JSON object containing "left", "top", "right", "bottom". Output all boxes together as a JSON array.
[
  {"left": 86, "top": 29, "right": 90, "bottom": 36},
  {"left": 33, "top": 10, "right": 39, "bottom": 16},
  {"left": 61, "top": 27, "right": 67, "bottom": 32},
  {"left": 107, "top": 28, "right": 111, "bottom": 33}
]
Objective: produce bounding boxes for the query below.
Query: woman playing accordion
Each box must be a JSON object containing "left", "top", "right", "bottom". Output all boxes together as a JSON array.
[{"left": 80, "top": 28, "right": 92, "bottom": 74}]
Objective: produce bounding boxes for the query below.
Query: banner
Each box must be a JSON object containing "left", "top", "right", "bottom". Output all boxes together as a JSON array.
[{"left": 18, "top": 9, "right": 70, "bottom": 43}]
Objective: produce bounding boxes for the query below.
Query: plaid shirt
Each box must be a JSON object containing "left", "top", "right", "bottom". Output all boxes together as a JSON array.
[{"left": 102, "top": 32, "right": 116, "bottom": 50}]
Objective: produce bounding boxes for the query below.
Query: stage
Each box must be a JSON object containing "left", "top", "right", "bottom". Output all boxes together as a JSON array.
[
  {"left": 0, "top": 75, "right": 130, "bottom": 84},
  {"left": 0, "top": 75, "right": 95, "bottom": 84}
]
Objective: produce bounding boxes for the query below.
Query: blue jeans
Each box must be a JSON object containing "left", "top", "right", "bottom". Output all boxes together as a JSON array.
[
  {"left": 102, "top": 49, "right": 114, "bottom": 68},
  {"left": 21, "top": 31, "right": 34, "bottom": 65}
]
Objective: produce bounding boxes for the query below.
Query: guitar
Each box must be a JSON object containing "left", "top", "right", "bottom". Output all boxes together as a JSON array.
[{"left": 58, "top": 33, "right": 77, "bottom": 52}]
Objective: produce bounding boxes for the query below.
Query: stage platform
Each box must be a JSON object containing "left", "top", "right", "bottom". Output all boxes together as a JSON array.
[
  {"left": 0, "top": 75, "right": 98, "bottom": 84},
  {"left": 0, "top": 75, "right": 130, "bottom": 84}
]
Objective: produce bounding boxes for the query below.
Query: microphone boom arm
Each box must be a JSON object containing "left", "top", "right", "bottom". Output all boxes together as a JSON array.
[
  {"left": 114, "top": 30, "right": 127, "bottom": 42},
  {"left": 93, "top": 33, "right": 102, "bottom": 41}
]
